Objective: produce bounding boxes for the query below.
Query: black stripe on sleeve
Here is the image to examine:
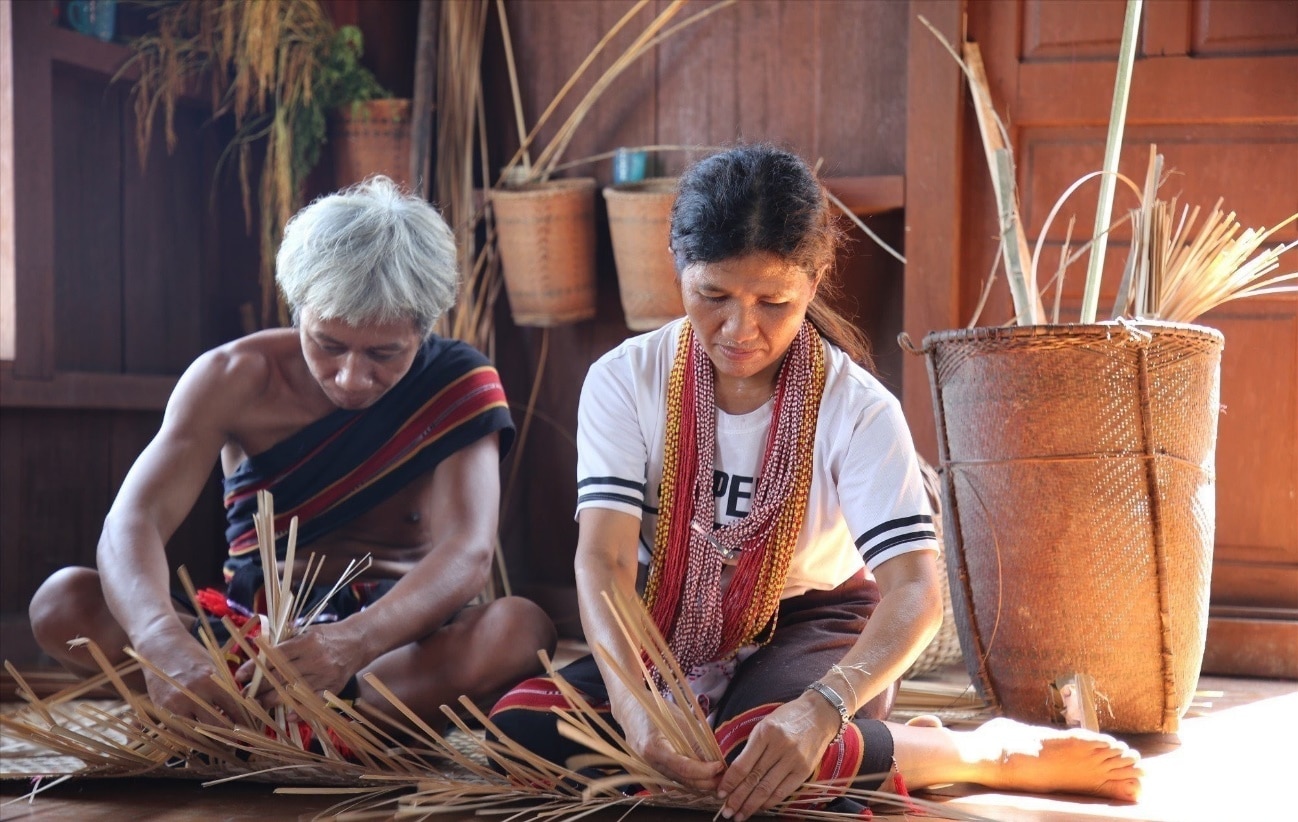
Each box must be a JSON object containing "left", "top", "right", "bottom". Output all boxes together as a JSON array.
[
  {"left": 861, "top": 530, "right": 937, "bottom": 564},
  {"left": 854, "top": 514, "right": 935, "bottom": 549},
  {"left": 577, "top": 491, "right": 645, "bottom": 508},
  {"left": 577, "top": 476, "right": 646, "bottom": 492}
]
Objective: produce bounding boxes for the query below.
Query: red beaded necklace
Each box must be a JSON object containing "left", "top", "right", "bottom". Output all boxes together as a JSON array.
[{"left": 643, "top": 320, "right": 826, "bottom": 673}]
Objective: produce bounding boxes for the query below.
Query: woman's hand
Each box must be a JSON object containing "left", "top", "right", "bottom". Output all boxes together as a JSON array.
[
  {"left": 716, "top": 692, "right": 841, "bottom": 821},
  {"left": 616, "top": 697, "right": 724, "bottom": 792},
  {"left": 236, "top": 621, "right": 366, "bottom": 707}
]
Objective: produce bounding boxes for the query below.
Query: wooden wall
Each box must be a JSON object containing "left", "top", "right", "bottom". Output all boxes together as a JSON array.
[
  {"left": 0, "top": 2, "right": 258, "bottom": 664},
  {"left": 479, "top": 0, "right": 912, "bottom": 632},
  {"left": 1, "top": 0, "right": 914, "bottom": 651}
]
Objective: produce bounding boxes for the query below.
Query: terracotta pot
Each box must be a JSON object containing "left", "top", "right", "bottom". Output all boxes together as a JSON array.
[
  {"left": 491, "top": 178, "right": 598, "bottom": 327},
  {"left": 603, "top": 178, "right": 684, "bottom": 331},
  {"left": 330, "top": 98, "right": 413, "bottom": 190}
]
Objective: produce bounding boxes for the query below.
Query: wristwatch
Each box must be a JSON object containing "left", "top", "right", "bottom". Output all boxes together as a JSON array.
[{"left": 805, "top": 680, "right": 853, "bottom": 742}]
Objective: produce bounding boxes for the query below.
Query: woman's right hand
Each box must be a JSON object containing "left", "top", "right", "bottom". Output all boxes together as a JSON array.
[{"left": 615, "top": 696, "right": 724, "bottom": 792}]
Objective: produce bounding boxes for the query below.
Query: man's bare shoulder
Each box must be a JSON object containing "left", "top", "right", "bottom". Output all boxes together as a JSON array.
[{"left": 169, "top": 330, "right": 305, "bottom": 420}]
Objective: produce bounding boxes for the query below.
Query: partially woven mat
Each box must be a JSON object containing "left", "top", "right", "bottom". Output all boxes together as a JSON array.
[
  {"left": 920, "top": 321, "right": 1223, "bottom": 734},
  {"left": 1, "top": 697, "right": 491, "bottom": 786}
]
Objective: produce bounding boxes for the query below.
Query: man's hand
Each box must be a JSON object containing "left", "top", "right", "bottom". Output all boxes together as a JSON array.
[
  {"left": 616, "top": 697, "right": 724, "bottom": 792},
  {"left": 134, "top": 626, "right": 241, "bottom": 724},
  {"left": 236, "top": 620, "right": 367, "bottom": 707},
  {"left": 716, "top": 693, "right": 839, "bottom": 821}
]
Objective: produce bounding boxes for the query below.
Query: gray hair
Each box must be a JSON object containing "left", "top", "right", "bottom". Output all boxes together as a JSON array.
[{"left": 275, "top": 176, "right": 458, "bottom": 336}]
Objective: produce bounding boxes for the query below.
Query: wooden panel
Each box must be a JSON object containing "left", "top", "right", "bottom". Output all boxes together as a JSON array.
[
  {"left": 0, "top": 0, "right": 13, "bottom": 363},
  {"left": 1193, "top": 0, "right": 1298, "bottom": 55},
  {"left": 11, "top": 1, "right": 55, "bottom": 378},
  {"left": 121, "top": 97, "right": 208, "bottom": 374},
  {"left": 837, "top": 213, "right": 905, "bottom": 396},
  {"left": 1203, "top": 615, "right": 1298, "bottom": 679},
  {"left": 1014, "top": 123, "right": 1298, "bottom": 305},
  {"left": 1019, "top": 125, "right": 1298, "bottom": 243},
  {"left": 0, "top": 407, "right": 230, "bottom": 662},
  {"left": 51, "top": 64, "right": 124, "bottom": 373},
  {"left": 1207, "top": 304, "right": 1298, "bottom": 558},
  {"left": 732, "top": 1, "right": 819, "bottom": 155},
  {"left": 0, "top": 367, "right": 176, "bottom": 410},
  {"left": 492, "top": 0, "right": 655, "bottom": 180},
  {"left": 1210, "top": 563, "right": 1298, "bottom": 610},
  {"left": 1144, "top": 0, "right": 1192, "bottom": 57},
  {"left": 1023, "top": 0, "right": 1125, "bottom": 61},
  {"left": 653, "top": 0, "right": 742, "bottom": 168},
  {"left": 1017, "top": 56, "right": 1298, "bottom": 125},
  {"left": 654, "top": 0, "right": 908, "bottom": 177},
  {"left": 902, "top": 0, "right": 964, "bottom": 464},
  {"left": 814, "top": 0, "right": 908, "bottom": 175}
]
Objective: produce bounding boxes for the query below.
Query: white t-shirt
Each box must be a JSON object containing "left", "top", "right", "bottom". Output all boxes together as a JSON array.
[{"left": 576, "top": 319, "right": 938, "bottom": 599}]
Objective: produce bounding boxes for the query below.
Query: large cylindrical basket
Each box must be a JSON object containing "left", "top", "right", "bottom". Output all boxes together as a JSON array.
[{"left": 920, "top": 322, "right": 1223, "bottom": 733}]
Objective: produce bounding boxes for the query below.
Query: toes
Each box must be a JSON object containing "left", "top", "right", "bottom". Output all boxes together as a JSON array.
[{"left": 1102, "top": 777, "right": 1142, "bottom": 802}]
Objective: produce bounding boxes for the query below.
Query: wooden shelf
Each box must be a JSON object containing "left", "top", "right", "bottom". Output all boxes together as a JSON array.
[
  {"left": 47, "top": 25, "right": 132, "bottom": 79},
  {"left": 0, "top": 365, "right": 176, "bottom": 411},
  {"left": 47, "top": 24, "right": 207, "bottom": 105},
  {"left": 822, "top": 175, "right": 905, "bottom": 216}
]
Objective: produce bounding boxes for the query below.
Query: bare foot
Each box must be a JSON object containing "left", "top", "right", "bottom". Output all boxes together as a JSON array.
[
  {"left": 905, "top": 714, "right": 944, "bottom": 728},
  {"left": 966, "top": 717, "right": 1143, "bottom": 802}
]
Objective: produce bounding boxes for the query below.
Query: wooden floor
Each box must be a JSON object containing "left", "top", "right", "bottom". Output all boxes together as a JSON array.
[{"left": 2, "top": 664, "right": 1294, "bottom": 822}]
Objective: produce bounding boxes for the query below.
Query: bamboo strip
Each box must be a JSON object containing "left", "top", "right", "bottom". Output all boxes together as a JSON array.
[{"left": 1080, "top": 0, "right": 1144, "bottom": 323}]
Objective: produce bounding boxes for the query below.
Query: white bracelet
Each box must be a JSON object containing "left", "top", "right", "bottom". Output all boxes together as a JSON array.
[{"left": 804, "top": 680, "right": 853, "bottom": 742}]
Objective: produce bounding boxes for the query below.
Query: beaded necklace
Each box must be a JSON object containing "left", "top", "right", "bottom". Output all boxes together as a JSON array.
[{"left": 643, "top": 319, "right": 826, "bottom": 674}]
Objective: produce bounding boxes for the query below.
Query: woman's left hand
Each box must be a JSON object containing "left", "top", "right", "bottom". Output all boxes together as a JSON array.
[{"left": 716, "top": 692, "right": 840, "bottom": 820}]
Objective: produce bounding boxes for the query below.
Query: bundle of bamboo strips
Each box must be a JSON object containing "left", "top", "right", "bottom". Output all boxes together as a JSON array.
[{"left": 2, "top": 556, "right": 992, "bottom": 820}]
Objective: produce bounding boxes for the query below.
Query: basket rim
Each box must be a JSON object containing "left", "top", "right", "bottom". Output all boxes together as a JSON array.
[
  {"left": 603, "top": 177, "right": 679, "bottom": 198},
  {"left": 920, "top": 320, "right": 1224, "bottom": 352},
  {"left": 491, "top": 177, "right": 598, "bottom": 199}
]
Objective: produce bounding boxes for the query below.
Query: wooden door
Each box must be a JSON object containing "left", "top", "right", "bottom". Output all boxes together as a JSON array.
[{"left": 950, "top": 0, "right": 1298, "bottom": 677}]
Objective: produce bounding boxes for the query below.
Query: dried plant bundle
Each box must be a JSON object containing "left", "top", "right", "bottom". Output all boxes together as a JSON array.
[{"left": 121, "top": 0, "right": 387, "bottom": 330}]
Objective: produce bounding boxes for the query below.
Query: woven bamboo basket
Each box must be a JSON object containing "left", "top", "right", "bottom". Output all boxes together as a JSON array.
[
  {"left": 491, "top": 178, "right": 598, "bottom": 327},
  {"left": 919, "top": 322, "right": 1223, "bottom": 733},
  {"left": 903, "top": 456, "right": 965, "bottom": 679},
  {"left": 330, "top": 98, "right": 413, "bottom": 191},
  {"left": 603, "top": 178, "right": 686, "bottom": 331}
]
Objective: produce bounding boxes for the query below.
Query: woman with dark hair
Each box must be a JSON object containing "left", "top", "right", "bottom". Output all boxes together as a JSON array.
[{"left": 490, "top": 145, "right": 1142, "bottom": 819}]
